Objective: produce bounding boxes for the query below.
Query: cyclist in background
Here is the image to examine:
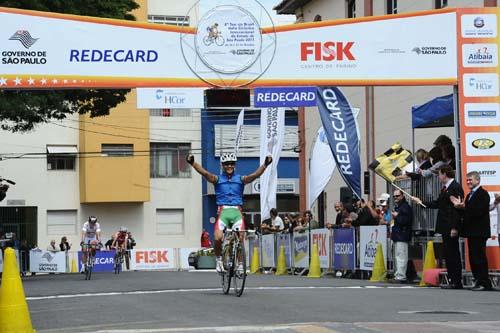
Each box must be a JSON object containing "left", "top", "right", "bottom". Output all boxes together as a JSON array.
[
  {"left": 186, "top": 152, "right": 272, "bottom": 272},
  {"left": 112, "top": 226, "right": 129, "bottom": 256},
  {"left": 80, "top": 216, "right": 101, "bottom": 267}
]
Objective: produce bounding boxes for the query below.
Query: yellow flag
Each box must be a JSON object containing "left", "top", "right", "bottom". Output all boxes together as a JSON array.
[{"left": 368, "top": 143, "right": 413, "bottom": 182}]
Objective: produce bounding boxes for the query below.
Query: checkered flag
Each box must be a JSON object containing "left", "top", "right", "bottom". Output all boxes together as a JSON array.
[{"left": 9, "top": 30, "right": 38, "bottom": 49}]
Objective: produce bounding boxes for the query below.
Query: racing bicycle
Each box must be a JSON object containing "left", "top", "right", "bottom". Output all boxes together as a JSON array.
[
  {"left": 82, "top": 242, "right": 99, "bottom": 280},
  {"left": 113, "top": 247, "right": 125, "bottom": 274},
  {"left": 221, "top": 228, "right": 251, "bottom": 297}
]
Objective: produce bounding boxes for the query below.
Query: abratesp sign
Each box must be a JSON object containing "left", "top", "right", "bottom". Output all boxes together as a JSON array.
[
  {"left": 30, "top": 250, "right": 66, "bottom": 273},
  {"left": 130, "top": 248, "right": 175, "bottom": 270}
]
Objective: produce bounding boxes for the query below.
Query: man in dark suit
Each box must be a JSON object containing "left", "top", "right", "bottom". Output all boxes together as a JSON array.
[
  {"left": 451, "top": 171, "right": 493, "bottom": 291},
  {"left": 413, "top": 165, "right": 464, "bottom": 289}
]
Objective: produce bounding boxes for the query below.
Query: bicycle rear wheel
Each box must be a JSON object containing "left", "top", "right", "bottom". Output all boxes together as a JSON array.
[{"left": 233, "top": 241, "right": 246, "bottom": 297}]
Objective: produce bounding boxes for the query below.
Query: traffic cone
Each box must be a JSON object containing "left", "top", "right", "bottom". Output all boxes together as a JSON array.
[
  {"left": 420, "top": 240, "right": 437, "bottom": 287},
  {"left": 307, "top": 243, "right": 321, "bottom": 278},
  {"left": 369, "top": 242, "right": 387, "bottom": 282},
  {"left": 275, "top": 245, "right": 287, "bottom": 276},
  {"left": 0, "top": 247, "right": 36, "bottom": 333},
  {"left": 71, "top": 257, "right": 77, "bottom": 273},
  {"left": 250, "top": 246, "right": 260, "bottom": 274}
]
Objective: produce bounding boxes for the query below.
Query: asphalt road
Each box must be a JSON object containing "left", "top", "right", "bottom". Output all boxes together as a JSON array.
[{"left": 9, "top": 271, "right": 500, "bottom": 332}]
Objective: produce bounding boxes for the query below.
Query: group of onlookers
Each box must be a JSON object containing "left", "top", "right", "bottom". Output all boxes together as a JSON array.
[{"left": 260, "top": 209, "right": 319, "bottom": 235}]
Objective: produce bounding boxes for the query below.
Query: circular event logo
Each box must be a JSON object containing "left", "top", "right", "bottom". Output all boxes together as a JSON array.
[{"left": 195, "top": 6, "right": 262, "bottom": 74}]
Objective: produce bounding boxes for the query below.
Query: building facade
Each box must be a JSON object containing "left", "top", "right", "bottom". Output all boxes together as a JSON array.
[
  {"left": 274, "top": 0, "right": 496, "bottom": 224},
  {"left": 201, "top": 108, "right": 300, "bottom": 235},
  {"left": 0, "top": 0, "right": 204, "bottom": 250}
]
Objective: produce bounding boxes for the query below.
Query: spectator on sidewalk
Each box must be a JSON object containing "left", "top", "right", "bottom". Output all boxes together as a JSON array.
[
  {"left": 303, "top": 210, "right": 319, "bottom": 230},
  {"left": 391, "top": 190, "right": 413, "bottom": 282},
  {"left": 451, "top": 171, "right": 493, "bottom": 291},
  {"left": 283, "top": 214, "right": 293, "bottom": 233},
  {"left": 270, "top": 208, "right": 284, "bottom": 232},
  {"left": 490, "top": 193, "right": 500, "bottom": 246},
  {"left": 47, "top": 239, "right": 60, "bottom": 252},
  {"left": 105, "top": 235, "right": 115, "bottom": 250},
  {"left": 59, "top": 236, "right": 71, "bottom": 252},
  {"left": 19, "top": 239, "right": 30, "bottom": 276},
  {"left": 413, "top": 165, "right": 464, "bottom": 289},
  {"left": 201, "top": 229, "right": 212, "bottom": 248}
]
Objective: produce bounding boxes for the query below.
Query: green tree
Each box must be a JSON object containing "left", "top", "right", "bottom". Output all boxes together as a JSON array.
[{"left": 0, "top": 0, "right": 140, "bottom": 132}]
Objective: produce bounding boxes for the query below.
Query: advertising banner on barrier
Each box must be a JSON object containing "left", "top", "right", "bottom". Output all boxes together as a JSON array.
[
  {"left": 261, "top": 234, "right": 275, "bottom": 268},
  {"left": 333, "top": 228, "right": 356, "bottom": 270},
  {"left": 78, "top": 250, "right": 116, "bottom": 272},
  {"left": 293, "top": 232, "right": 309, "bottom": 268},
  {"left": 130, "top": 248, "right": 175, "bottom": 270},
  {"left": 276, "top": 233, "right": 292, "bottom": 267},
  {"left": 0, "top": 7, "right": 457, "bottom": 88},
  {"left": 359, "top": 226, "right": 388, "bottom": 271},
  {"left": 29, "top": 250, "right": 66, "bottom": 273},
  {"left": 311, "top": 229, "right": 330, "bottom": 268}
]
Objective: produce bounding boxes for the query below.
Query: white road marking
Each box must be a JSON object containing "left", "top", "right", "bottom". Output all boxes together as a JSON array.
[{"left": 26, "top": 285, "right": 416, "bottom": 301}]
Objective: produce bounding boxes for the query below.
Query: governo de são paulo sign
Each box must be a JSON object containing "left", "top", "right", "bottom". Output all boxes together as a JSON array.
[{"left": 0, "top": 3, "right": 497, "bottom": 89}]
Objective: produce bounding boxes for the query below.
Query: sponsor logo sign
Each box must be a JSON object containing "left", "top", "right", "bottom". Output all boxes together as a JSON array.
[
  {"left": 293, "top": 232, "right": 309, "bottom": 268},
  {"left": 30, "top": 250, "right": 66, "bottom": 273},
  {"left": 2, "top": 30, "right": 47, "bottom": 65},
  {"left": 300, "top": 41, "right": 356, "bottom": 61},
  {"left": 466, "top": 162, "right": 500, "bottom": 186},
  {"left": 411, "top": 46, "right": 447, "bottom": 55},
  {"left": 136, "top": 88, "right": 205, "bottom": 109},
  {"left": 261, "top": 234, "right": 275, "bottom": 268},
  {"left": 254, "top": 87, "right": 317, "bottom": 107},
  {"left": 461, "top": 14, "right": 497, "bottom": 38},
  {"left": 333, "top": 228, "right": 356, "bottom": 270},
  {"left": 463, "top": 74, "right": 499, "bottom": 97},
  {"left": 359, "top": 226, "right": 387, "bottom": 271},
  {"left": 466, "top": 132, "right": 500, "bottom": 156},
  {"left": 462, "top": 44, "right": 498, "bottom": 68},
  {"left": 77, "top": 250, "right": 116, "bottom": 272},
  {"left": 130, "top": 248, "right": 175, "bottom": 270},
  {"left": 311, "top": 229, "right": 330, "bottom": 268},
  {"left": 464, "top": 103, "right": 500, "bottom": 127}
]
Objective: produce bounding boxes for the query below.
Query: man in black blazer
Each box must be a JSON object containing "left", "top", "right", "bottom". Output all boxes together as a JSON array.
[
  {"left": 451, "top": 171, "right": 493, "bottom": 291},
  {"left": 413, "top": 165, "right": 464, "bottom": 289}
]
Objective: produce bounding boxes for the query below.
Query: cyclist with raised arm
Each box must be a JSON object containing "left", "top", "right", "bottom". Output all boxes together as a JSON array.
[
  {"left": 80, "top": 216, "right": 101, "bottom": 267},
  {"left": 187, "top": 152, "right": 272, "bottom": 272}
]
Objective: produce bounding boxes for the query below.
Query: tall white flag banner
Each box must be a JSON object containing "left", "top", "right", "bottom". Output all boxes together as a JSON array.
[
  {"left": 234, "top": 108, "right": 245, "bottom": 156},
  {"left": 260, "top": 107, "right": 285, "bottom": 220},
  {"left": 308, "top": 108, "right": 360, "bottom": 209},
  {"left": 308, "top": 127, "right": 337, "bottom": 210}
]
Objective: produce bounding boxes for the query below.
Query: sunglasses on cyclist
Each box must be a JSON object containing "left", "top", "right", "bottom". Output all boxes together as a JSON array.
[{"left": 222, "top": 162, "right": 235, "bottom": 166}]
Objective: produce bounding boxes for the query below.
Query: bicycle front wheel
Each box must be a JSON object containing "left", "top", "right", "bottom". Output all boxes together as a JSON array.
[
  {"left": 221, "top": 250, "right": 232, "bottom": 294},
  {"left": 233, "top": 242, "right": 246, "bottom": 297}
]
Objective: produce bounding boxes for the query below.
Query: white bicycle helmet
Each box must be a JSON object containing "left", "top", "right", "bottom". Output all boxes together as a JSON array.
[
  {"left": 119, "top": 226, "right": 128, "bottom": 232},
  {"left": 220, "top": 152, "right": 237, "bottom": 164},
  {"left": 88, "top": 216, "right": 98, "bottom": 224}
]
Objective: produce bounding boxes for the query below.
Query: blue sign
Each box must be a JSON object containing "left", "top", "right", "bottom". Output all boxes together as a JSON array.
[
  {"left": 317, "top": 87, "right": 361, "bottom": 198},
  {"left": 78, "top": 250, "right": 116, "bottom": 272},
  {"left": 333, "top": 228, "right": 356, "bottom": 270},
  {"left": 254, "top": 87, "right": 317, "bottom": 107}
]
